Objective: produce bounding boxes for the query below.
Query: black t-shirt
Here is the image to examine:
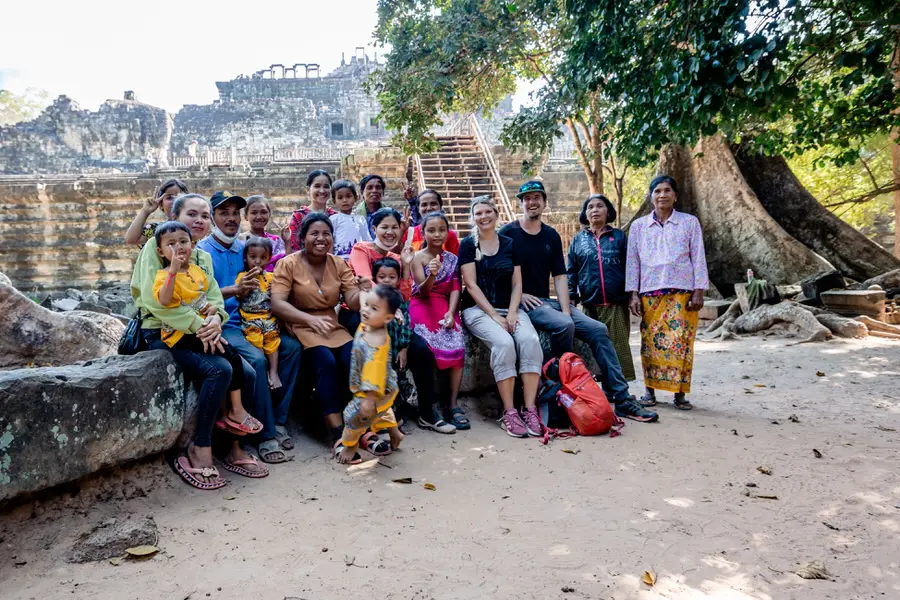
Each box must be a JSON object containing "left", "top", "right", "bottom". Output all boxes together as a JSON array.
[
  {"left": 498, "top": 220, "right": 566, "bottom": 298},
  {"left": 458, "top": 234, "right": 519, "bottom": 309}
]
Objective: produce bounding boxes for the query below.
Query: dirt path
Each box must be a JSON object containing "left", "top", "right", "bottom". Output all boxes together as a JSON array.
[{"left": 2, "top": 336, "right": 899, "bottom": 599}]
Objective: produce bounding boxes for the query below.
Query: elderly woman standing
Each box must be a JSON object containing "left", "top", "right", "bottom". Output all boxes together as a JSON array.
[
  {"left": 626, "top": 176, "right": 708, "bottom": 410},
  {"left": 567, "top": 194, "right": 636, "bottom": 383}
]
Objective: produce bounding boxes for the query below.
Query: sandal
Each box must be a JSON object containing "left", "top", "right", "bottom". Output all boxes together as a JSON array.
[
  {"left": 674, "top": 395, "right": 693, "bottom": 411},
  {"left": 361, "top": 431, "right": 392, "bottom": 456},
  {"left": 446, "top": 407, "right": 471, "bottom": 430},
  {"left": 332, "top": 440, "right": 362, "bottom": 465},
  {"left": 418, "top": 408, "right": 457, "bottom": 434},
  {"left": 220, "top": 455, "right": 269, "bottom": 478},
  {"left": 258, "top": 439, "right": 288, "bottom": 464},
  {"left": 639, "top": 394, "right": 658, "bottom": 407},
  {"left": 226, "top": 414, "right": 264, "bottom": 435},
  {"left": 215, "top": 420, "right": 247, "bottom": 436},
  {"left": 275, "top": 425, "right": 295, "bottom": 450},
  {"left": 174, "top": 454, "right": 227, "bottom": 490}
]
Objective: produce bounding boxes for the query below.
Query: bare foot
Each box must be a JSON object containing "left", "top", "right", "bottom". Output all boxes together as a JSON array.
[
  {"left": 336, "top": 444, "right": 359, "bottom": 464},
  {"left": 187, "top": 444, "right": 218, "bottom": 485},
  {"left": 387, "top": 427, "right": 405, "bottom": 450},
  {"left": 268, "top": 370, "right": 282, "bottom": 390}
]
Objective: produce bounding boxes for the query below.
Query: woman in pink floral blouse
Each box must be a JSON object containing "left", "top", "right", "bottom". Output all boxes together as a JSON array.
[{"left": 626, "top": 175, "right": 708, "bottom": 410}]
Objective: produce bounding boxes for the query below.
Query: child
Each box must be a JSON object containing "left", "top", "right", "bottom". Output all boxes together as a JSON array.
[
  {"left": 153, "top": 221, "right": 263, "bottom": 436},
  {"left": 235, "top": 237, "right": 282, "bottom": 390},
  {"left": 329, "top": 179, "right": 371, "bottom": 260},
  {"left": 335, "top": 284, "right": 406, "bottom": 464},
  {"left": 124, "top": 178, "right": 189, "bottom": 245},
  {"left": 241, "top": 195, "right": 286, "bottom": 270},
  {"left": 410, "top": 212, "right": 468, "bottom": 430}
]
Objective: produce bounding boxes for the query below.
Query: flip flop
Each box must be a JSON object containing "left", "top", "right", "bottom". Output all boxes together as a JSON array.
[
  {"left": 674, "top": 396, "right": 694, "bottom": 411},
  {"left": 226, "top": 414, "right": 264, "bottom": 435},
  {"left": 361, "top": 431, "right": 392, "bottom": 456},
  {"left": 333, "top": 440, "right": 362, "bottom": 465},
  {"left": 174, "top": 454, "right": 227, "bottom": 490},
  {"left": 258, "top": 439, "right": 289, "bottom": 464},
  {"left": 216, "top": 420, "right": 248, "bottom": 436},
  {"left": 220, "top": 455, "right": 269, "bottom": 478},
  {"left": 275, "top": 425, "right": 295, "bottom": 450},
  {"left": 639, "top": 394, "right": 658, "bottom": 407}
]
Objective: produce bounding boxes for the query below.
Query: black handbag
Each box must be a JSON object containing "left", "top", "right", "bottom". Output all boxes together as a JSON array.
[{"left": 118, "top": 310, "right": 147, "bottom": 355}]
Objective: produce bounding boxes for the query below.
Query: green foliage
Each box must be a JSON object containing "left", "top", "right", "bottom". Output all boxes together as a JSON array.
[
  {"left": 372, "top": 0, "right": 899, "bottom": 169},
  {"left": 0, "top": 88, "right": 48, "bottom": 126},
  {"left": 788, "top": 136, "right": 895, "bottom": 240}
]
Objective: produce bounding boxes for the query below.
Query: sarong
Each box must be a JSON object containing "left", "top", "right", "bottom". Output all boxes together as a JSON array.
[
  {"left": 584, "top": 303, "right": 636, "bottom": 381},
  {"left": 639, "top": 291, "right": 698, "bottom": 393}
]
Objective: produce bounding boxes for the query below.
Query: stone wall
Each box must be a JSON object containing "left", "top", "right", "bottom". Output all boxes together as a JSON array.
[{"left": 0, "top": 96, "right": 173, "bottom": 175}]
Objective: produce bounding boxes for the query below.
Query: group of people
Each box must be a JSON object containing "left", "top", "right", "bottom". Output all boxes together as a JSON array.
[{"left": 127, "top": 170, "right": 708, "bottom": 489}]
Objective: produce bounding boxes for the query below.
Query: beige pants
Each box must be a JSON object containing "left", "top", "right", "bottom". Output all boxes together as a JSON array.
[{"left": 461, "top": 306, "right": 543, "bottom": 381}]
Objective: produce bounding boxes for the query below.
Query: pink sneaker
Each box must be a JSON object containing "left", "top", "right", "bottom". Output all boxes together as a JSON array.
[
  {"left": 500, "top": 408, "right": 528, "bottom": 438},
  {"left": 521, "top": 406, "right": 543, "bottom": 437}
]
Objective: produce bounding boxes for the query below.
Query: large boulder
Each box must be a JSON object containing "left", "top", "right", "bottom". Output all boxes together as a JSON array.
[
  {"left": 0, "top": 351, "right": 187, "bottom": 502},
  {"left": 460, "top": 331, "right": 601, "bottom": 394},
  {"left": 0, "top": 278, "right": 125, "bottom": 368}
]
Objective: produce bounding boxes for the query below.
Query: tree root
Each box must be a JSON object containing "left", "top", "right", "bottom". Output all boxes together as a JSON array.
[
  {"left": 855, "top": 315, "right": 900, "bottom": 335},
  {"left": 732, "top": 301, "right": 832, "bottom": 344},
  {"left": 703, "top": 300, "right": 742, "bottom": 340},
  {"left": 796, "top": 304, "right": 868, "bottom": 338}
]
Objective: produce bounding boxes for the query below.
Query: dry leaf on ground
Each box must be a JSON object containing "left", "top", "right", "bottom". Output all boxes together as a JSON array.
[
  {"left": 816, "top": 371, "right": 825, "bottom": 377},
  {"left": 641, "top": 570, "right": 657, "bottom": 586},
  {"left": 392, "top": 477, "right": 412, "bottom": 484},
  {"left": 125, "top": 545, "right": 159, "bottom": 557},
  {"left": 423, "top": 483, "right": 436, "bottom": 491},
  {"left": 796, "top": 561, "right": 831, "bottom": 580},
  {"left": 813, "top": 449, "right": 823, "bottom": 458},
  {"left": 757, "top": 466, "right": 772, "bottom": 475},
  {"left": 561, "top": 449, "right": 580, "bottom": 455}
]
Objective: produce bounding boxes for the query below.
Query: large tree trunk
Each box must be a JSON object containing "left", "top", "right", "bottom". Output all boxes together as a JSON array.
[
  {"left": 734, "top": 146, "right": 900, "bottom": 282},
  {"left": 689, "top": 135, "right": 831, "bottom": 294}
]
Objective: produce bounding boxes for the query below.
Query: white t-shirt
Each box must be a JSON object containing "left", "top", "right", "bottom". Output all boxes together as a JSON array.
[{"left": 330, "top": 212, "right": 371, "bottom": 259}]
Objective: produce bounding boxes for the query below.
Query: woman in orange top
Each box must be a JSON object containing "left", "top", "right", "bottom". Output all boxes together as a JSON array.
[{"left": 271, "top": 213, "right": 361, "bottom": 446}]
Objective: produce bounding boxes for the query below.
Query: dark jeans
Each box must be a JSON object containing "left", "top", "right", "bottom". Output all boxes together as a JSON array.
[
  {"left": 142, "top": 328, "right": 235, "bottom": 447},
  {"left": 303, "top": 342, "right": 353, "bottom": 416},
  {"left": 406, "top": 332, "right": 437, "bottom": 418},
  {"left": 525, "top": 299, "right": 631, "bottom": 402},
  {"left": 338, "top": 308, "right": 361, "bottom": 337},
  {"left": 171, "top": 334, "right": 244, "bottom": 391},
  {"left": 222, "top": 328, "right": 302, "bottom": 442}
]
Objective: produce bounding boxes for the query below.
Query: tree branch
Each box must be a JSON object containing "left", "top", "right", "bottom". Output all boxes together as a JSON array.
[{"left": 823, "top": 182, "right": 900, "bottom": 207}]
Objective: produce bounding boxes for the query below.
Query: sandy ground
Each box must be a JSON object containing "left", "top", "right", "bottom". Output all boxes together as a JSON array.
[{"left": 1, "top": 333, "right": 899, "bottom": 600}]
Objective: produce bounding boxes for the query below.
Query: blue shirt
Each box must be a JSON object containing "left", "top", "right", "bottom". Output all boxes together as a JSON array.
[{"left": 197, "top": 235, "right": 245, "bottom": 329}]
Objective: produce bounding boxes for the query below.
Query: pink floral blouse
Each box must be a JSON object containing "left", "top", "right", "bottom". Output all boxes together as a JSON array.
[{"left": 625, "top": 210, "right": 709, "bottom": 294}]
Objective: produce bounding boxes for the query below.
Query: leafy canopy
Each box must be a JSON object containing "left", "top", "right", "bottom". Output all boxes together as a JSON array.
[{"left": 371, "top": 0, "right": 899, "bottom": 165}]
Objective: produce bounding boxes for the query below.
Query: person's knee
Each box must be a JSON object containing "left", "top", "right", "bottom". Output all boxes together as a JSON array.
[{"left": 491, "top": 336, "right": 517, "bottom": 367}]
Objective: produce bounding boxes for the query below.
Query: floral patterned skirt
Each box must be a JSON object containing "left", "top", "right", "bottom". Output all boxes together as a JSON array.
[{"left": 639, "top": 292, "right": 698, "bottom": 393}]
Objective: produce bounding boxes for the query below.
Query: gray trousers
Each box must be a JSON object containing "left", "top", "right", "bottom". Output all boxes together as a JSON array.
[{"left": 462, "top": 306, "right": 543, "bottom": 382}]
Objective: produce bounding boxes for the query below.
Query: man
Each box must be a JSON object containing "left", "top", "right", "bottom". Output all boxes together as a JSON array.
[
  {"left": 198, "top": 190, "right": 304, "bottom": 462},
  {"left": 499, "top": 181, "right": 658, "bottom": 422}
]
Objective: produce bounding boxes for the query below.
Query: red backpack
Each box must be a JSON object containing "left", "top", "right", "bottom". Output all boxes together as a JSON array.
[{"left": 539, "top": 352, "right": 623, "bottom": 439}]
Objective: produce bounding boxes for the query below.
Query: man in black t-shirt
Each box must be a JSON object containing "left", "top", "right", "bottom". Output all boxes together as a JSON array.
[{"left": 499, "top": 181, "right": 658, "bottom": 422}]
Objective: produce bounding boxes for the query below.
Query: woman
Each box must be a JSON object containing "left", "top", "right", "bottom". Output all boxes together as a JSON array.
[
  {"left": 459, "top": 196, "right": 544, "bottom": 438},
  {"left": 348, "top": 207, "right": 413, "bottom": 300},
  {"left": 124, "top": 178, "right": 189, "bottom": 245},
  {"left": 271, "top": 213, "right": 360, "bottom": 446},
  {"left": 354, "top": 174, "right": 386, "bottom": 238},
  {"left": 287, "top": 169, "right": 336, "bottom": 253},
  {"left": 567, "top": 194, "right": 636, "bottom": 382},
  {"left": 626, "top": 175, "right": 708, "bottom": 410},
  {"left": 401, "top": 189, "right": 461, "bottom": 254},
  {"left": 132, "top": 193, "right": 268, "bottom": 488}
]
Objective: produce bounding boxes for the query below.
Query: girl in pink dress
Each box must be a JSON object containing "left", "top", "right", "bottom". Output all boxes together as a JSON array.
[{"left": 410, "top": 212, "right": 468, "bottom": 429}]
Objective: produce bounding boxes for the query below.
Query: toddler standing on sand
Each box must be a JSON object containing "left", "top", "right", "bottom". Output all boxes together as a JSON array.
[{"left": 334, "top": 284, "right": 406, "bottom": 464}]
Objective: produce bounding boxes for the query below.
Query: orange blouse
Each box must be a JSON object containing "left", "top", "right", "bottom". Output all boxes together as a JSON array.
[
  {"left": 272, "top": 253, "right": 360, "bottom": 348},
  {"left": 347, "top": 242, "right": 412, "bottom": 300}
]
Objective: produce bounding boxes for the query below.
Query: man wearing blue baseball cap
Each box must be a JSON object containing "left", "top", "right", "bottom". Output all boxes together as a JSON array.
[
  {"left": 499, "top": 180, "right": 658, "bottom": 422},
  {"left": 199, "top": 191, "right": 304, "bottom": 462}
]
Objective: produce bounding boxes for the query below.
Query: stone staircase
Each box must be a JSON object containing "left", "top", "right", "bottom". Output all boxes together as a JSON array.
[{"left": 413, "top": 118, "right": 515, "bottom": 237}]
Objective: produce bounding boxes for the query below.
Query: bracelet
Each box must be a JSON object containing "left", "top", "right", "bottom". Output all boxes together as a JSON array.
[{"left": 165, "top": 272, "right": 176, "bottom": 283}]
